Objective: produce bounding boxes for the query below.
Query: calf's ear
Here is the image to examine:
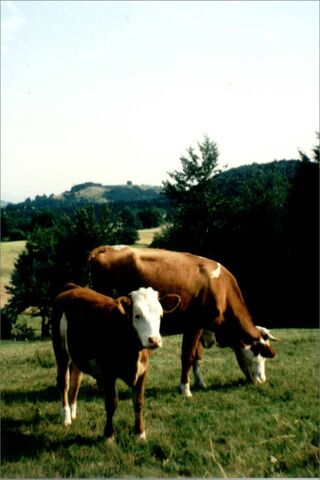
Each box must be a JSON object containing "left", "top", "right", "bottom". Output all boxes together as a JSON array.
[
  {"left": 160, "top": 294, "right": 181, "bottom": 314},
  {"left": 116, "top": 296, "right": 132, "bottom": 315},
  {"left": 251, "top": 342, "right": 276, "bottom": 358}
]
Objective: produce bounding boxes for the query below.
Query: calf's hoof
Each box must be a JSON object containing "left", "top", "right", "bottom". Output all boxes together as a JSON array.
[
  {"left": 137, "top": 431, "right": 147, "bottom": 441},
  {"left": 61, "top": 406, "right": 72, "bottom": 426},
  {"left": 105, "top": 434, "right": 115, "bottom": 444}
]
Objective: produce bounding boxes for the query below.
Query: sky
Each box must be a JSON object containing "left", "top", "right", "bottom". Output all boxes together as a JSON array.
[{"left": 1, "top": 0, "right": 319, "bottom": 203}]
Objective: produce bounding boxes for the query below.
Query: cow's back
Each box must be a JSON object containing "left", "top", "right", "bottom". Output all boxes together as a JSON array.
[
  {"left": 89, "top": 246, "right": 215, "bottom": 298},
  {"left": 88, "top": 246, "right": 230, "bottom": 334}
]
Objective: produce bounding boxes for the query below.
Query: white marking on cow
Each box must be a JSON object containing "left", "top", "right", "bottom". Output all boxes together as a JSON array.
[
  {"left": 211, "top": 263, "right": 221, "bottom": 279},
  {"left": 180, "top": 382, "right": 192, "bottom": 397},
  {"left": 134, "top": 352, "right": 147, "bottom": 385},
  {"left": 61, "top": 406, "right": 72, "bottom": 426},
  {"left": 59, "top": 313, "right": 68, "bottom": 349},
  {"left": 235, "top": 345, "right": 267, "bottom": 384},
  {"left": 111, "top": 245, "right": 127, "bottom": 250}
]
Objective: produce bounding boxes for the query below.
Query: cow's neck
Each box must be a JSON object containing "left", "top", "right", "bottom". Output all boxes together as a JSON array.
[{"left": 215, "top": 306, "right": 260, "bottom": 348}]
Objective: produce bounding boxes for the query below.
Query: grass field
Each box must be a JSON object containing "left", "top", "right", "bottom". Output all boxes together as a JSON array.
[
  {"left": 1, "top": 330, "right": 319, "bottom": 478},
  {"left": 0, "top": 240, "right": 26, "bottom": 308},
  {"left": 1, "top": 234, "right": 319, "bottom": 477}
]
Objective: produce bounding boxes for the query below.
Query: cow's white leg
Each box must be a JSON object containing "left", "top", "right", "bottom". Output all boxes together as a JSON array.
[
  {"left": 70, "top": 402, "right": 77, "bottom": 420},
  {"left": 179, "top": 382, "right": 192, "bottom": 397},
  {"left": 193, "top": 359, "right": 206, "bottom": 388},
  {"left": 61, "top": 405, "right": 72, "bottom": 426}
]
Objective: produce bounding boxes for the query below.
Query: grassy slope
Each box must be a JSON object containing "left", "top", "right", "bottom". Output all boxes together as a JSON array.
[
  {"left": 0, "top": 241, "right": 26, "bottom": 308},
  {"left": 1, "top": 330, "right": 319, "bottom": 478}
]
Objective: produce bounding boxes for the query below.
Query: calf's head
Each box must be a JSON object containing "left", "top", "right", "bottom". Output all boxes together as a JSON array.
[
  {"left": 117, "top": 287, "right": 180, "bottom": 350},
  {"left": 234, "top": 326, "right": 279, "bottom": 384}
]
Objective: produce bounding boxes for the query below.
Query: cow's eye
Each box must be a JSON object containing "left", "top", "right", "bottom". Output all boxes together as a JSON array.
[{"left": 135, "top": 314, "right": 141, "bottom": 319}]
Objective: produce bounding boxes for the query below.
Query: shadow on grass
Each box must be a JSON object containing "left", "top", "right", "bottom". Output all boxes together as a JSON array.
[
  {"left": 206, "top": 378, "right": 248, "bottom": 391},
  {"left": 1, "top": 383, "right": 103, "bottom": 404},
  {"left": 1, "top": 416, "right": 107, "bottom": 464}
]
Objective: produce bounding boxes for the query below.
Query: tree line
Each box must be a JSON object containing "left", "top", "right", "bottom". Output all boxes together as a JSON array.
[{"left": 1, "top": 134, "right": 319, "bottom": 338}]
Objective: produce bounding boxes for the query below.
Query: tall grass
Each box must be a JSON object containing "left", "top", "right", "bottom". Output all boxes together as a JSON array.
[{"left": 1, "top": 329, "right": 319, "bottom": 478}]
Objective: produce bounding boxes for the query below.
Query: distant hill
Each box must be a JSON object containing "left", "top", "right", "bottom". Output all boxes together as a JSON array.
[
  {"left": 2, "top": 182, "right": 163, "bottom": 209},
  {"left": 55, "top": 181, "right": 163, "bottom": 204}
]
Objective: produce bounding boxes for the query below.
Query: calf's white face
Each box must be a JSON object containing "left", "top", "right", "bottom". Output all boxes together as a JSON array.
[{"left": 129, "top": 287, "right": 163, "bottom": 349}]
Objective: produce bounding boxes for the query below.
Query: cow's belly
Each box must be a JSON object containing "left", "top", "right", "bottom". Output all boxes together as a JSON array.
[{"left": 160, "top": 308, "right": 202, "bottom": 336}]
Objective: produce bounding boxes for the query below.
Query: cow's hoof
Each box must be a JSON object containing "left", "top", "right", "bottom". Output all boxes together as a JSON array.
[
  {"left": 106, "top": 435, "right": 115, "bottom": 444},
  {"left": 194, "top": 379, "right": 207, "bottom": 389},
  {"left": 179, "top": 383, "right": 193, "bottom": 397}
]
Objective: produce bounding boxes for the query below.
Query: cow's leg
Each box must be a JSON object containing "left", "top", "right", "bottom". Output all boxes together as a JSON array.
[
  {"left": 132, "top": 371, "right": 148, "bottom": 440},
  {"left": 180, "top": 328, "right": 204, "bottom": 397},
  {"left": 56, "top": 353, "right": 72, "bottom": 426},
  {"left": 103, "top": 379, "right": 118, "bottom": 441},
  {"left": 69, "top": 364, "right": 83, "bottom": 421},
  {"left": 193, "top": 342, "right": 206, "bottom": 388}
]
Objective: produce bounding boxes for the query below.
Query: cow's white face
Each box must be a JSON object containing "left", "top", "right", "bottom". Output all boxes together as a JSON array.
[
  {"left": 235, "top": 344, "right": 267, "bottom": 383},
  {"left": 234, "top": 327, "right": 277, "bottom": 384},
  {"left": 129, "top": 287, "right": 163, "bottom": 349}
]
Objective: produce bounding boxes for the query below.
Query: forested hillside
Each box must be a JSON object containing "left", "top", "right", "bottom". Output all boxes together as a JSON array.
[
  {"left": 1, "top": 183, "right": 166, "bottom": 241},
  {"left": 1, "top": 154, "right": 318, "bottom": 336},
  {"left": 152, "top": 141, "right": 319, "bottom": 329}
]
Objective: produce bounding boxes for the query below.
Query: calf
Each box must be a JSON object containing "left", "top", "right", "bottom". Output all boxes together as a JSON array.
[{"left": 51, "top": 284, "right": 179, "bottom": 440}]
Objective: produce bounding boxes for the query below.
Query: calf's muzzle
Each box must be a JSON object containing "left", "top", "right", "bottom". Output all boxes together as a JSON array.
[{"left": 148, "top": 336, "right": 163, "bottom": 349}]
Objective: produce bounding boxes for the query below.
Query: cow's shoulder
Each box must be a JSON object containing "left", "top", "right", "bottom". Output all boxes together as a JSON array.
[{"left": 89, "top": 245, "right": 138, "bottom": 269}]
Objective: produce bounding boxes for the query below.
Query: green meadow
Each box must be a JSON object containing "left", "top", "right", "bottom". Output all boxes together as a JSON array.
[
  {"left": 1, "top": 234, "right": 319, "bottom": 477},
  {"left": 1, "top": 329, "right": 319, "bottom": 478}
]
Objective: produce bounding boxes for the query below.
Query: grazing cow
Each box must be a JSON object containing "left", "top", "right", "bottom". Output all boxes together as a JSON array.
[
  {"left": 87, "top": 246, "right": 278, "bottom": 397},
  {"left": 51, "top": 283, "right": 180, "bottom": 440}
]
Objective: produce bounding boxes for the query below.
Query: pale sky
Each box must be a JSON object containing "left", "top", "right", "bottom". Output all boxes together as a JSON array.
[{"left": 1, "top": 0, "right": 319, "bottom": 203}]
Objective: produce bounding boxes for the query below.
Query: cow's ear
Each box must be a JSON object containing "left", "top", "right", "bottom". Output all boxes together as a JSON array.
[
  {"left": 116, "top": 296, "right": 132, "bottom": 315},
  {"left": 251, "top": 342, "right": 276, "bottom": 358},
  {"left": 256, "top": 325, "right": 280, "bottom": 341},
  {"left": 160, "top": 294, "right": 181, "bottom": 314}
]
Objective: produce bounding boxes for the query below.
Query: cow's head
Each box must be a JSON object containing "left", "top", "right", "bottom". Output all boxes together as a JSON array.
[
  {"left": 117, "top": 287, "right": 180, "bottom": 350},
  {"left": 234, "top": 326, "right": 279, "bottom": 384}
]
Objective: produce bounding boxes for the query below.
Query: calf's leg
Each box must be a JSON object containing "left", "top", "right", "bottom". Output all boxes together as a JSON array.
[
  {"left": 132, "top": 370, "right": 148, "bottom": 440},
  {"left": 104, "top": 380, "right": 118, "bottom": 440},
  {"left": 56, "top": 351, "right": 72, "bottom": 426},
  {"left": 68, "top": 364, "right": 83, "bottom": 420}
]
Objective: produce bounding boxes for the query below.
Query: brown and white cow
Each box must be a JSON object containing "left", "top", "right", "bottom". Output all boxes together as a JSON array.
[
  {"left": 87, "top": 246, "right": 278, "bottom": 397},
  {"left": 51, "top": 283, "right": 180, "bottom": 440}
]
